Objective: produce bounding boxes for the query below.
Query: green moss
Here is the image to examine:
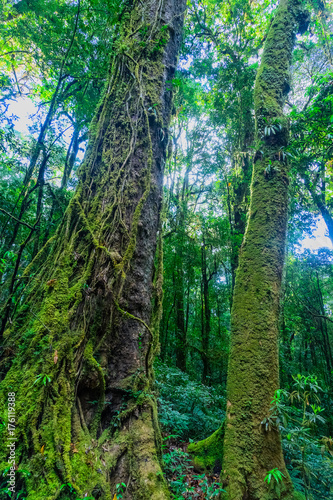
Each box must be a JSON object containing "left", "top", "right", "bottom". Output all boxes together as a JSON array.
[
  {"left": 284, "top": 492, "right": 306, "bottom": 500},
  {"left": 0, "top": 2, "right": 183, "bottom": 498},
  {"left": 220, "top": 0, "right": 310, "bottom": 499},
  {"left": 187, "top": 423, "right": 224, "bottom": 473}
]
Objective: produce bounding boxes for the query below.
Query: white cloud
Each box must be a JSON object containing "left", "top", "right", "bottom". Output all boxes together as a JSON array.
[
  {"left": 301, "top": 216, "right": 333, "bottom": 250},
  {"left": 8, "top": 97, "right": 37, "bottom": 135}
]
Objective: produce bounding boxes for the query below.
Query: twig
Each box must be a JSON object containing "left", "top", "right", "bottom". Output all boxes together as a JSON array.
[
  {"left": 289, "top": 283, "right": 333, "bottom": 324},
  {"left": 0, "top": 50, "right": 30, "bottom": 58},
  {"left": 0, "top": 208, "right": 35, "bottom": 230}
]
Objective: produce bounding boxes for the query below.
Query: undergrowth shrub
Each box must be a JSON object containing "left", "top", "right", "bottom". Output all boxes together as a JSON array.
[
  {"left": 162, "top": 445, "right": 225, "bottom": 499},
  {"left": 265, "top": 374, "right": 333, "bottom": 499},
  {"left": 155, "top": 362, "right": 225, "bottom": 441}
]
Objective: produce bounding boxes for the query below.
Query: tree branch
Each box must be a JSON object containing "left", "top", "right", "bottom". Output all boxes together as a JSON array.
[{"left": 0, "top": 208, "right": 35, "bottom": 230}]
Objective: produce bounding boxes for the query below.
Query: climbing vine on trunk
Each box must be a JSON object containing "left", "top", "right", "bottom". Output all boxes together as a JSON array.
[{"left": 0, "top": 1, "right": 185, "bottom": 499}]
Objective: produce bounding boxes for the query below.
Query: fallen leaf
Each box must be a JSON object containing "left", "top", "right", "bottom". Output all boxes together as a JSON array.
[
  {"left": 70, "top": 443, "right": 78, "bottom": 453},
  {"left": 54, "top": 350, "right": 58, "bottom": 364}
]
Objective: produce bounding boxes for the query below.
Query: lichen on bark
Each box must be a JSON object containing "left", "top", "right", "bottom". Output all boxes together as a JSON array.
[{"left": 0, "top": 1, "right": 186, "bottom": 499}]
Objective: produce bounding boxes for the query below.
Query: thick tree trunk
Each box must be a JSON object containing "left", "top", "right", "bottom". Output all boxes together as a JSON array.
[
  {"left": 0, "top": 1, "right": 185, "bottom": 499},
  {"left": 221, "top": 1, "right": 309, "bottom": 499},
  {"left": 229, "top": 111, "right": 254, "bottom": 295}
]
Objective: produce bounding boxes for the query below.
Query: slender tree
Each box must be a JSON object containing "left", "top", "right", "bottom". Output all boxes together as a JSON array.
[
  {"left": 221, "top": 0, "right": 309, "bottom": 498},
  {"left": 0, "top": 1, "right": 185, "bottom": 499}
]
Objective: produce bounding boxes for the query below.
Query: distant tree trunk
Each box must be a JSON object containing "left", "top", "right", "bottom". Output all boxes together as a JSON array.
[
  {"left": 160, "top": 295, "right": 175, "bottom": 362},
  {"left": 175, "top": 265, "right": 187, "bottom": 371},
  {"left": 201, "top": 238, "right": 211, "bottom": 383},
  {"left": 61, "top": 123, "right": 83, "bottom": 190},
  {"left": 174, "top": 203, "right": 187, "bottom": 372},
  {"left": 0, "top": 2, "right": 185, "bottom": 499},
  {"left": 174, "top": 251, "right": 186, "bottom": 370},
  {"left": 221, "top": 0, "right": 309, "bottom": 498},
  {"left": 316, "top": 273, "right": 333, "bottom": 383},
  {"left": 41, "top": 126, "right": 85, "bottom": 248},
  {"left": 0, "top": 75, "right": 63, "bottom": 260},
  {"left": 31, "top": 152, "right": 49, "bottom": 259},
  {"left": 0, "top": 2, "right": 80, "bottom": 260},
  {"left": 280, "top": 305, "right": 293, "bottom": 388}
]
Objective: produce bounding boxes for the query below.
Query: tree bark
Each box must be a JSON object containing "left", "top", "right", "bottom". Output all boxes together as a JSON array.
[
  {"left": 201, "top": 238, "right": 211, "bottom": 383},
  {"left": 174, "top": 215, "right": 187, "bottom": 372},
  {"left": 221, "top": 1, "right": 309, "bottom": 498},
  {"left": 0, "top": 1, "right": 185, "bottom": 499},
  {"left": 229, "top": 108, "right": 254, "bottom": 296}
]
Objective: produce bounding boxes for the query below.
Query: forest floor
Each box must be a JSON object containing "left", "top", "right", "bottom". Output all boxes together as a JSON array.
[{"left": 162, "top": 435, "right": 224, "bottom": 499}]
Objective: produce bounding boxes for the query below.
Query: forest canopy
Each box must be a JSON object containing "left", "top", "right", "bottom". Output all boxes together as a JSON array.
[{"left": 0, "top": 0, "right": 332, "bottom": 499}]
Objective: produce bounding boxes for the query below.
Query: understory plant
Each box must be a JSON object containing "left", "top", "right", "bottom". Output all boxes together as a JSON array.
[
  {"left": 263, "top": 374, "right": 333, "bottom": 499},
  {"left": 155, "top": 362, "right": 225, "bottom": 441},
  {"left": 163, "top": 444, "right": 225, "bottom": 499}
]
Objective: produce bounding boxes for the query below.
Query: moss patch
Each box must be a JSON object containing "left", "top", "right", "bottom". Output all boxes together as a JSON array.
[
  {"left": 0, "top": 0, "right": 186, "bottom": 498},
  {"left": 187, "top": 423, "right": 224, "bottom": 473}
]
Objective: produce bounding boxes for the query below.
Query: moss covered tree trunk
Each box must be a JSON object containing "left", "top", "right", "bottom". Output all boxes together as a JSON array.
[
  {"left": 229, "top": 108, "right": 254, "bottom": 296},
  {"left": 221, "top": 1, "right": 308, "bottom": 498},
  {"left": 0, "top": 1, "right": 185, "bottom": 499}
]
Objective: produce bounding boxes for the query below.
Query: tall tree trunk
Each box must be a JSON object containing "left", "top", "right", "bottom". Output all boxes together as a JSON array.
[
  {"left": 0, "top": 77, "right": 63, "bottom": 261},
  {"left": 229, "top": 108, "right": 254, "bottom": 295},
  {"left": 201, "top": 238, "right": 211, "bottom": 383},
  {"left": 31, "top": 152, "right": 49, "bottom": 260},
  {"left": 175, "top": 242, "right": 186, "bottom": 371},
  {"left": 41, "top": 126, "right": 85, "bottom": 248},
  {"left": 174, "top": 202, "right": 187, "bottom": 371},
  {"left": 0, "top": 1, "right": 80, "bottom": 259},
  {"left": 61, "top": 124, "right": 81, "bottom": 190},
  {"left": 0, "top": 1, "right": 185, "bottom": 499},
  {"left": 221, "top": 1, "right": 309, "bottom": 498},
  {"left": 316, "top": 273, "right": 333, "bottom": 383}
]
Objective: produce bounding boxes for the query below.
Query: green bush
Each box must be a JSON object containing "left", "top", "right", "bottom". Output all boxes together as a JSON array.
[
  {"left": 265, "top": 374, "right": 333, "bottom": 499},
  {"left": 155, "top": 362, "right": 225, "bottom": 441}
]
